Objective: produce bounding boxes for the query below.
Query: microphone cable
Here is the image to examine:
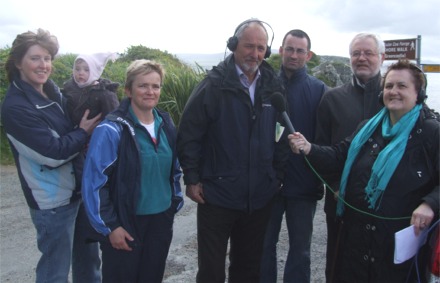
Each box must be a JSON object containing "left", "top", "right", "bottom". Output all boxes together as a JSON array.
[
  {"left": 302, "top": 154, "right": 439, "bottom": 283},
  {"left": 303, "top": 155, "right": 412, "bottom": 221},
  {"left": 408, "top": 219, "right": 439, "bottom": 283}
]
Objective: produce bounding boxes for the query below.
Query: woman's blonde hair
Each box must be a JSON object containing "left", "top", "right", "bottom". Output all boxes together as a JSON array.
[{"left": 124, "top": 59, "right": 165, "bottom": 91}]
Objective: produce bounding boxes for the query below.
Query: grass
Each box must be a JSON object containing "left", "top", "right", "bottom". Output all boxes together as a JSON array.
[{"left": 1, "top": 126, "right": 14, "bottom": 165}]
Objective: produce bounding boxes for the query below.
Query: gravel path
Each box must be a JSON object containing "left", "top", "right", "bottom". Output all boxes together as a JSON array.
[{"left": 0, "top": 165, "right": 327, "bottom": 282}]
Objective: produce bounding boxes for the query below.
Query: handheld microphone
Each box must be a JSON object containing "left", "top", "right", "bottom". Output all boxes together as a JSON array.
[
  {"left": 271, "top": 92, "right": 305, "bottom": 155},
  {"left": 270, "top": 92, "right": 296, "bottom": 134}
]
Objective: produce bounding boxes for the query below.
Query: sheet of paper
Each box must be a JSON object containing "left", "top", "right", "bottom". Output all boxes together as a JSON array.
[
  {"left": 394, "top": 224, "right": 429, "bottom": 264},
  {"left": 275, "top": 122, "right": 285, "bottom": 142}
]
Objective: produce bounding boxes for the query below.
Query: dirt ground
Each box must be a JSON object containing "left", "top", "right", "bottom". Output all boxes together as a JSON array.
[{"left": 0, "top": 165, "right": 327, "bottom": 282}]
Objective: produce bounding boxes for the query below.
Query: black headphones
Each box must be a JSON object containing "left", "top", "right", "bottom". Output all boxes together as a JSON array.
[
  {"left": 226, "top": 19, "right": 274, "bottom": 59},
  {"left": 378, "top": 63, "right": 428, "bottom": 105}
]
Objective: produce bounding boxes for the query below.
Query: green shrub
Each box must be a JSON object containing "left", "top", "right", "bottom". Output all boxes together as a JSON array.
[
  {"left": 1, "top": 126, "right": 14, "bottom": 165},
  {"left": 0, "top": 47, "right": 10, "bottom": 104},
  {"left": 51, "top": 53, "right": 77, "bottom": 87},
  {"left": 159, "top": 63, "right": 205, "bottom": 127},
  {"left": 0, "top": 44, "right": 333, "bottom": 165},
  {"left": 0, "top": 45, "right": 205, "bottom": 165}
]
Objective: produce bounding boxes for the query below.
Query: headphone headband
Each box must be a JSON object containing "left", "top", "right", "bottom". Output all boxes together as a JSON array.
[
  {"left": 379, "top": 60, "right": 428, "bottom": 105},
  {"left": 409, "top": 63, "right": 428, "bottom": 90},
  {"left": 232, "top": 19, "right": 274, "bottom": 48},
  {"left": 226, "top": 19, "right": 274, "bottom": 59}
]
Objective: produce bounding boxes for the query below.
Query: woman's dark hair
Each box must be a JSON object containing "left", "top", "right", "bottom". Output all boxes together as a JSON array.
[
  {"left": 382, "top": 59, "right": 427, "bottom": 94},
  {"left": 5, "top": 28, "right": 59, "bottom": 82}
]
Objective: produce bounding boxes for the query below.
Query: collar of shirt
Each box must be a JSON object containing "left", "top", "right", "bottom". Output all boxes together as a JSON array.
[
  {"left": 354, "top": 75, "right": 366, "bottom": 89},
  {"left": 235, "top": 64, "right": 261, "bottom": 104}
]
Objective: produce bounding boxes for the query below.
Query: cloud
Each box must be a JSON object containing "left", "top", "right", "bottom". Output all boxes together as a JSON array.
[
  {"left": 0, "top": 0, "right": 439, "bottom": 63},
  {"left": 306, "top": 0, "right": 440, "bottom": 62},
  {"left": 318, "top": 0, "right": 439, "bottom": 34}
]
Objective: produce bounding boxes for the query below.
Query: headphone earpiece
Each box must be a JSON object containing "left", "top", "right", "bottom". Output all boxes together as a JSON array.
[
  {"left": 265, "top": 46, "right": 272, "bottom": 58},
  {"left": 226, "top": 36, "right": 239, "bottom": 52},
  {"left": 379, "top": 88, "right": 427, "bottom": 106},
  {"left": 226, "top": 19, "right": 274, "bottom": 59},
  {"left": 417, "top": 88, "right": 427, "bottom": 104}
]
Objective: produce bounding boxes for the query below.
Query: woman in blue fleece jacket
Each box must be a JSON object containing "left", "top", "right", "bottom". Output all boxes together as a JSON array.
[{"left": 82, "top": 59, "right": 184, "bottom": 283}]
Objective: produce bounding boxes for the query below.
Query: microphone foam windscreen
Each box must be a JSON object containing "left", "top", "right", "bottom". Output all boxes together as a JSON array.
[{"left": 270, "top": 92, "right": 286, "bottom": 113}]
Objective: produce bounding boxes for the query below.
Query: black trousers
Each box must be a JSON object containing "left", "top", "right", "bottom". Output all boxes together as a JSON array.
[
  {"left": 324, "top": 185, "right": 343, "bottom": 283},
  {"left": 100, "top": 207, "right": 174, "bottom": 283},
  {"left": 196, "top": 200, "right": 274, "bottom": 283}
]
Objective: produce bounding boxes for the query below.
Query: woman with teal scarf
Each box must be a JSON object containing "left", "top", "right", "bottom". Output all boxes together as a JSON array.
[{"left": 288, "top": 59, "right": 439, "bottom": 282}]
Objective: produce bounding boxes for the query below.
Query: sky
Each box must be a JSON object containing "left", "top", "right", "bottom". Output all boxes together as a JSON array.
[{"left": 1, "top": 0, "right": 439, "bottom": 64}]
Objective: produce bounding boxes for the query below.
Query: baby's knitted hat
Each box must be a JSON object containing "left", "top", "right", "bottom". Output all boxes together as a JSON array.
[{"left": 74, "top": 52, "right": 118, "bottom": 88}]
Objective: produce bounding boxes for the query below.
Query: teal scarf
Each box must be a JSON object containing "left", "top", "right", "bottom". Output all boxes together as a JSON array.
[{"left": 336, "top": 104, "right": 422, "bottom": 216}]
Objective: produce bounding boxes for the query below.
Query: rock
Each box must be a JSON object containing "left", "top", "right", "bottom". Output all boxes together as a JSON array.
[{"left": 312, "top": 56, "right": 352, "bottom": 87}]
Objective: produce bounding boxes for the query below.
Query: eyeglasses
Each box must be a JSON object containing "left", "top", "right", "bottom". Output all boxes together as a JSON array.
[
  {"left": 283, "top": 47, "right": 308, "bottom": 56},
  {"left": 351, "top": 50, "right": 378, "bottom": 59}
]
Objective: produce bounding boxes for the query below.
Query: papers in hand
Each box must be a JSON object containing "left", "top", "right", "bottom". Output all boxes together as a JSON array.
[
  {"left": 394, "top": 225, "right": 429, "bottom": 264},
  {"left": 275, "top": 122, "right": 285, "bottom": 142}
]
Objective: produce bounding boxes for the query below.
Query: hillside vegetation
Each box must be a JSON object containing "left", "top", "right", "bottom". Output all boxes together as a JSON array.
[
  {"left": 0, "top": 45, "right": 349, "bottom": 165},
  {"left": 0, "top": 45, "right": 207, "bottom": 165}
]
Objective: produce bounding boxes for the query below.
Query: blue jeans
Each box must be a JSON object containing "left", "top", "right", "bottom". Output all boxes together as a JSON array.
[
  {"left": 260, "top": 194, "right": 317, "bottom": 283},
  {"left": 30, "top": 200, "right": 101, "bottom": 283},
  {"left": 72, "top": 202, "right": 101, "bottom": 282}
]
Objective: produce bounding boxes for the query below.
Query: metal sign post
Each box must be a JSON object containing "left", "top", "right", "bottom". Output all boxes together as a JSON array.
[{"left": 384, "top": 35, "right": 439, "bottom": 73}]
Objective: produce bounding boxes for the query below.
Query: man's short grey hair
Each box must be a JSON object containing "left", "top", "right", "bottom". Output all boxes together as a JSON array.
[
  {"left": 235, "top": 18, "right": 269, "bottom": 43},
  {"left": 349, "top": 33, "right": 385, "bottom": 55}
]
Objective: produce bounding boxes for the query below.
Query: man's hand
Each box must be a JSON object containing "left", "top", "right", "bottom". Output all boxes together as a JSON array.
[{"left": 186, "top": 183, "right": 205, "bottom": 204}]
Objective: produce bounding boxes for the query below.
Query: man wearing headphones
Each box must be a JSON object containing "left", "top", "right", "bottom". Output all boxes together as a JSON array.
[
  {"left": 177, "top": 18, "right": 288, "bottom": 283},
  {"left": 314, "top": 33, "right": 385, "bottom": 282}
]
